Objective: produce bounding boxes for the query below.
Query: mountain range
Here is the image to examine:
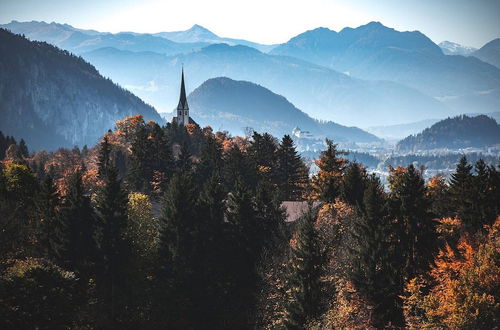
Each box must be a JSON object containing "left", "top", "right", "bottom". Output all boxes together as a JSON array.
[
  {"left": 2, "top": 20, "right": 500, "bottom": 140},
  {"left": 396, "top": 115, "right": 500, "bottom": 152},
  {"left": 185, "top": 77, "right": 379, "bottom": 142},
  {"left": 0, "top": 29, "right": 161, "bottom": 150},
  {"left": 270, "top": 22, "right": 500, "bottom": 115}
]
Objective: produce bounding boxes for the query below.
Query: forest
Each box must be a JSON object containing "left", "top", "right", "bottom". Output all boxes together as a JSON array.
[{"left": 0, "top": 115, "right": 499, "bottom": 329}]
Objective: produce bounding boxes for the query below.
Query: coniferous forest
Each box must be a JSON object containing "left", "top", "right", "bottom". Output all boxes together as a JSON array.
[{"left": 0, "top": 116, "right": 499, "bottom": 329}]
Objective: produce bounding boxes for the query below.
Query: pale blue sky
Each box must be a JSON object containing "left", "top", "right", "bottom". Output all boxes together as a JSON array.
[{"left": 1, "top": 0, "right": 499, "bottom": 47}]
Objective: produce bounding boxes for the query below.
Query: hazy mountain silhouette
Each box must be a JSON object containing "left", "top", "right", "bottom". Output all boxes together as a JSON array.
[
  {"left": 0, "top": 20, "right": 209, "bottom": 55},
  {"left": 154, "top": 24, "right": 276, "bottom": 53},
  {"left": 186, "top": 77, "right": 380, "bottom": 142},
  {"left": 81, "top": 43, "right": 449, "bottom": 127},
  {"left": 271, "top": 22, "right": 500, "bottom": 114},
  {"left": 0, "top": 29, "right": 161, "bottom": 150},
  {"left": 472, "top": 38, "right": 500, "bottom": 69}
]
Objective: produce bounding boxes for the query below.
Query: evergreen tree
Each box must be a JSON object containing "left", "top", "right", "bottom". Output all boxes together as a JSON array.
[
  {"left": 127, "top": 126, "right": 153, "bottom": 192},
  {"left": 94, "top": 162, "right": 130, "bottom": 327},
  {"left": 248, "top": 132, "right": 278, "bottom": 183},
  {"left": 448, "top": 156, "right": 475, "bottom": 229},
  {"left": 276, "top": 135, "right": 307, "bottom": 200},
  {"left": 223, "top": 144, "right": 257, "bottom": 190},
  {"left": 196, "top": 134, "right": 223, "bottom": 184},
  {"left": 225, "top": 178, "right": 260, "bottom": 326},
  {"left": 342, "top": 162, "right": 367, "bottom": 207},
  {"left": 57, "top": 170, "right": 96, "bottom": 276},
  {"left": 348, "top": 176, "right": 403, "bottom": 327},
  {"left": 97, "top": 135, "right": 111, "bottom": 179},
  {"left": 36, "top": 175, "right": 61, "bottom": 260},
  {"left": 176, "top": 141, "right": 193, "bottom": 173},
  {"left": 283, "top": 206, "right": 322, "bottom": 328},
  {"left": 389, "top": 165, "right": 436, "bottom": 280},
  {"left": 157, "top": 173, "right": 201, "bottom": 328},
  {"left": 311, "top": 139, "right": 347, "bottom": 202},
  {"left": 18, "top": 139, "right": 29, "bottom": 158}
]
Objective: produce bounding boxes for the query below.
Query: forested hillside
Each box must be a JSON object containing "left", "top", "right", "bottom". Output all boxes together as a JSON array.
[
  {"left": 0, "top": 29, "right": 161, "bottom": 150},
  {"left": 1, "top": 117, "right": 498, "bottom": 329},
  {"left": 396, "top": 115, "right": 500, "bottom": 152}
]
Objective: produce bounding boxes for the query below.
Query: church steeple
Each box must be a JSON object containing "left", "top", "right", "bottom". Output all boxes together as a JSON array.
[
  {"left": 177, "top": 67, "right": 188, "bottom": 110},
  {"left": 176, "top": 67, "right": 190, "bottom": 126}
]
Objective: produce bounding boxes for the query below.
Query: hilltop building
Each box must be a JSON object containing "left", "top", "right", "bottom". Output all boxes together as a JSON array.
[{"left": 172, "top": 68, "right": 197, "bottom": 126}]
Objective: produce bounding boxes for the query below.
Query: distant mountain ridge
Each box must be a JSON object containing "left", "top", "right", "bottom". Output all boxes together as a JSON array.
[
  {"left": 472, "top": 38, "right": 500, "bottom": 69},
  {"left": 271, "top": 22, "right": 500, "bottom": 114},
  {"left": 396, "top": 115, "right": 500, "bottom": 152},
  {"left": 0, "top": 29, "right": 161, "bottom": 150},
  {"left": 186, "top": 77, "right": 380, "bottom": 142},
  {"left": 154, "top": 24, "right": 276, "bottom": 53},
  {"left": 81, "top": 43, "right": 450, "bottom": 127}
]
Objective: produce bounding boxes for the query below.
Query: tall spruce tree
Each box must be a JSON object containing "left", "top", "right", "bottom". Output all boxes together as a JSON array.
[
  {"left": 348, "top": 175, "right": 403, "bottom": 328},
  {"left": 283, "top": 206, "right": 323, "bottom": 329},
  {"left": 58, "top": 170, "right": 96, "bottom": 276},
  {"left": 94, "top": 162, "right": 130, "bottom": 327},
  {"left": 36, "top": 175, "right": 61, "bottom": 260},
  {"left": 342, "top": 162, "right": 367, "bottom": 207},
  {"left": 389, "top": 165, "right": 436, "bottom": 280},
  {"left": 311, "top": 139, "right": 347, "bottom": 202},
  {"left": 157, "top": 173, "right": 202, "bottom": 328},
  {"left": 276, "top": 135, "right": 307, "bottom": 200},
  {"left": 448, "top": 156, "right": 475, "bottom": 229}
]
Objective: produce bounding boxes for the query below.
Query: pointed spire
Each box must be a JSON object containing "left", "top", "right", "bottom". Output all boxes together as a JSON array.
[{"left": 177, "top": 67, "right": 188, "bottom": 110}]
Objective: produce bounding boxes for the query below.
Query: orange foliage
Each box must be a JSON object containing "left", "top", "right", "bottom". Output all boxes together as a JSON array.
[
  {"left": 115, "top": 115, "right": 145, "bottom": 144},
  {"left": 403, "top": 218, "right": 500, "bottom": 328}
]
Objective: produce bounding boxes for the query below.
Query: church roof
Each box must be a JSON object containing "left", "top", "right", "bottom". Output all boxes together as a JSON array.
[{"left": 177, "top": 68, "right": 189, "bottom": 110}]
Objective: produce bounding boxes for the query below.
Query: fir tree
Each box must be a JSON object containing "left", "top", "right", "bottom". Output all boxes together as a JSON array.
[
  {"left": 311, "top": 139, "right": 347, "bottom": 202},
  {"left": 276, "top": 135, "right": 307, "bottom": 200},
  {"left": 283, "top": 206, "right": 322, "bottom": 328},
  {"left": 342, "top": 162, "right": 367, "bottom": 207},
  {"left": 18, "top": 139, "right": 29, "bottom": 158},
  {"left": 157, "top": 173, "right": 201, "bottom": 328},
  {"left": 36, "top": 175, "right": 61, "bottom": 260},
  {"left": 58, "top": 170, "right": 96, "bottom": 276},
  {"left": 389, "top": 165, "right": 436, "bottom": 280},
  {"left": 94, "top": 162, "right": 130, "bottom": 327},
  {"left": 449, "top": 156, "right": 475, "bottom": 230},
  {"left": 348, "top": 176, "right": 403, "bottom": 327},
  {"left": 97, "top": 135, "right": 111, "bottom": 179}
]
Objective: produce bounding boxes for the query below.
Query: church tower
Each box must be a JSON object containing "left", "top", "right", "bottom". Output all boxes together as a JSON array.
[{"left": 176, "top": 68, "right": 190, "bottom": 126}]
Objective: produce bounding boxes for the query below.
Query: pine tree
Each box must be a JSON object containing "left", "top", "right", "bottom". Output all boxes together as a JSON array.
[
  {"left": 449, "top": 156, "right": 474, "bottom": 229},
  {"left": 342, "top": 162, "right": 367, "bottom": 207},
  {"left": 389, "top": 165, "right": 436, "bottom": 280},
  {"left": 157, "top": 172, "right": 201, "bottom": 327},
  {"left": 97, "top": 135, "right": 111, "bottom": 179},
  {"left": 348, "top": 175, "right": 403, "bottom": 327},
  {"left": 283, "top": 206, "right": 322, "bottom": 328},
  {"left": 196, "top": 134, "right": 223, "bottom": 184},
  {"left": 276, "top": 135, "right": 307, "bottom": 200},
  {"left": 36, "top": 175, "right": 61, "bottom": 260},
  {"left": 248, "top": 132, "right": 278, "bottom": 183},
  {"left": 18, "top": 139, "right": 29, "bottom": 158},
  {"left": 311, "top": 139, "right": 347, "bottom": 202},
  {"left": 223, "top": 144, "right": 257, "bottom": 190},
  {"left": 58, "top": 170, "right": 96, "bottom": 276},
  {"left": 94, "top": 162, "right": 130, "bottom": 327},
  {"left": 176, "top": 141, "right": 193, "bottom": 173},
  {"left": 225, "top": 178, "right": 260, "bottom": 326},
  {"left": 127, "top": 126, "right": 153, "bottom": 192}
]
